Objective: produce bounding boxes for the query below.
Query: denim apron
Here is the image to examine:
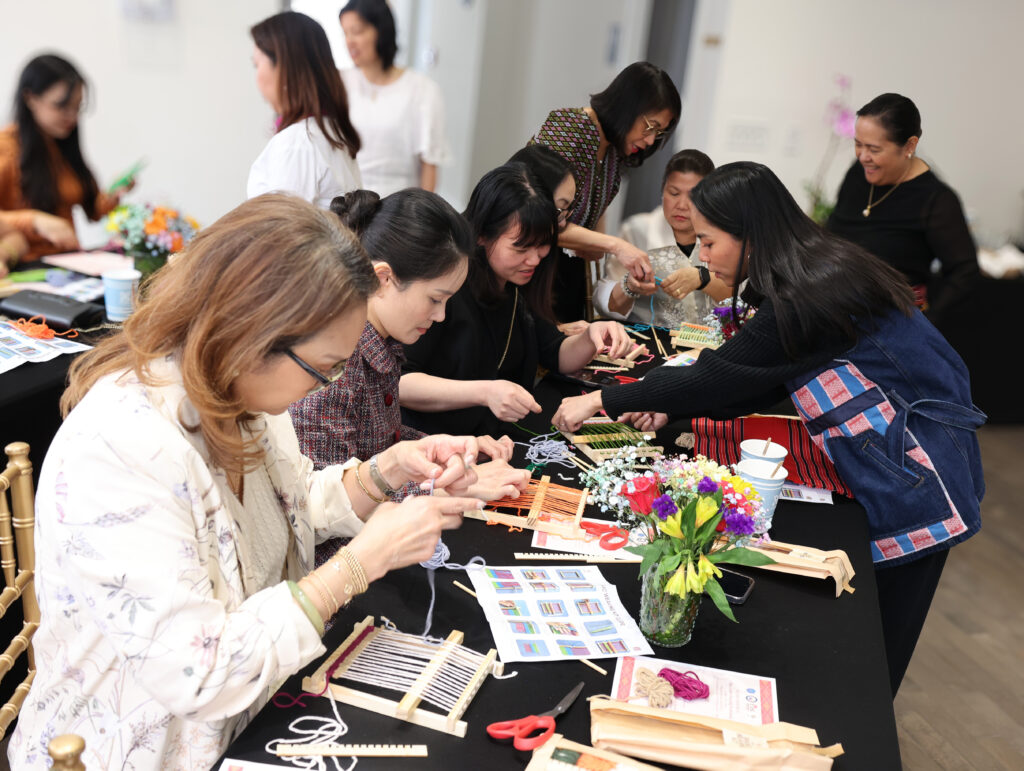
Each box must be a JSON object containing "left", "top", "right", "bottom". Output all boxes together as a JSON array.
[{"left": 786, "top": 309, "right": 985, "bottom": 566}]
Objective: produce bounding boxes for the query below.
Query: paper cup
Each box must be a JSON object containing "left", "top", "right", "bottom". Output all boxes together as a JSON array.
[
  {"left": 735, "top": 457, "right": 789, "bottom": 524},
  {"left": 102, "top": 268, "right": 141, "bottom": 322},
  {"left": 740, "top": 439, "right": 789, "bottom": 465}
]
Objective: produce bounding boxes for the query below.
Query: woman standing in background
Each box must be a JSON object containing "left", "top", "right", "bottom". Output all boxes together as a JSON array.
[
  {"left": 340, "top": 0, "right": 447, "bottom": 196},
  {"left": 247, "top": 11, "right": 362, "bottom": 207}
]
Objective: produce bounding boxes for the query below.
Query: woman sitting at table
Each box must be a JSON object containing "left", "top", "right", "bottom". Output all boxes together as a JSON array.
[
  {"left": 594, "top": 148, "right": 731, "bottom": 327},
  {"left": 289, "top": 188, "right": 530, "bottom": 565},
  {"left": 9, "top": 194, "right": 485, "bottom": 770},
  {"left": 0, "top": 54, "right": 121, "bottom": 261},
  {"left": 247, "top": 11, "right": 362, "bottom": 207},
  {"left": 529, "top": 61, "right": 681, "bottom": 321},
  {"left": 400, "top": 162, "right": 631, "bottom": 437},
  {"left": 554, "top": 161, "right": 985, "bottom": 696},
  {"left": 826, "top": 92, "right": 979, "bottom": 324}
]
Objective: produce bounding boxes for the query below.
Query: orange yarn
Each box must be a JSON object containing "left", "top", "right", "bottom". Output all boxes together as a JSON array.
[{"left": 9, "top": 316, "right": 78, "bottom": 339}]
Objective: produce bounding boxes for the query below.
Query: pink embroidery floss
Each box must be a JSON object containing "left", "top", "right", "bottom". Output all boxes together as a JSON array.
[{"left": 658, "top": 667, "right": 710, "bottom": 700}]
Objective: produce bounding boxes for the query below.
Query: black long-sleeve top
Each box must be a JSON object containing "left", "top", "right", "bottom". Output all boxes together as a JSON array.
[
  {"left": 826, "top": 162, "right": 978, "bottom": 321},
  {"left": 602, "top": 295, "right": 850, "bottom": 420}
]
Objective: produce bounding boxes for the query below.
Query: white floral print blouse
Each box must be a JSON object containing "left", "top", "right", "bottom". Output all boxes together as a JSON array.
[{"left": 9, "top": 358, "right": 364, "bottom": 770}]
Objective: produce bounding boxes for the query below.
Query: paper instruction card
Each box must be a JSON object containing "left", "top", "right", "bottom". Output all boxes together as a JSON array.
[
  {"left": 612, "top": 654, "right": 779, "bottom": 726},
  {"left": 466, "top": 564, "right": 653, "bottom": 663},
  {"left": 0, "top": 321, "right": 92, "bottom": 374}
]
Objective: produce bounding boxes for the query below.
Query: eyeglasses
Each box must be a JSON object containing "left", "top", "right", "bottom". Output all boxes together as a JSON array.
[
  {"left": 555, "top": 198, "right": 578, "bottom": 223},
  {"left": 285, "top": 349, "right": 346, "bottom": 393},
  {"left": 641, "top": 114, "right": 669, "bottom": 139}
]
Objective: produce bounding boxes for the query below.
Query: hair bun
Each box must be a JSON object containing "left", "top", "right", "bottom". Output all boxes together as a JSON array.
[{"left": 329, "top": 190, "right": 382, "bottom": 234}]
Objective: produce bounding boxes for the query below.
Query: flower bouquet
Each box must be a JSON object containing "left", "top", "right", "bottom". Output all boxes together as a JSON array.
[
  {"left": 704, "top": 299, "right": 755, "bottom": 344},
  {"left": 106, "top": 203, "right": 199, "bottom": 279},
  {"left": 617, "top": 455, "right": 776, "bottom": 645}
]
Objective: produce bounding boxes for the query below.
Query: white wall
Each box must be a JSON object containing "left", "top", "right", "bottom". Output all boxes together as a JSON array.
[
  {"left": 1, "top": 0, "right": 280, "bottom": 228},
  {"left": 681, "top": 0, "right": 1024, "bottom": 246}
]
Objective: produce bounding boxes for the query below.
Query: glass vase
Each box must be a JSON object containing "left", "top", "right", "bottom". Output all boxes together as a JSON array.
[
  {"left": 132, "top": 253, "right": 168, "bottom": 283},
  {"left": 639, "top": 565, "right": 701, "bottom": 647}
]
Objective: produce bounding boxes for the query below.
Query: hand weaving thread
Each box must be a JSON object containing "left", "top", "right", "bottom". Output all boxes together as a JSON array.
[{"left": 463, "top": 475, "right": 591, "bottom": 541}]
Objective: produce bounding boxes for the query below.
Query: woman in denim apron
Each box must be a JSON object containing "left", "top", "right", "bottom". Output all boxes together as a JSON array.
[{"left": 554, "top": 161, "right": 985, "bottom": 695}]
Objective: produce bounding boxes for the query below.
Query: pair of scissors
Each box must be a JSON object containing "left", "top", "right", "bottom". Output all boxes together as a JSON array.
[
  {"left": 580, "top": 520, "right": 630, "bottom": 550},
  {"left": 486, "top": 681, "right": 585, "bottom": 751}
]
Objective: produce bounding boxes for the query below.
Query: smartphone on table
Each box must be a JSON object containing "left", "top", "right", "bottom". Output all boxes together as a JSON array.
[{"left": 717, "top": 566, "right": 755, "bottom": 605}]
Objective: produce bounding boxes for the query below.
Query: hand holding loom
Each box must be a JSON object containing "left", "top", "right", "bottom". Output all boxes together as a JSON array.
[
  {"left": 587, "top": 320, "right": 633, "bottom": 360},
  {"left": 553, "top": 390, "right": 605, "bottom": 432},
  {"left": 619, "top": 411, "right": 670, "bottom": 432},
  {"left": 461, "top": 460, "right": 531, "bottom": 501},
  {"left": 484, "top": 380, "right": 543, "bottom": 422}
]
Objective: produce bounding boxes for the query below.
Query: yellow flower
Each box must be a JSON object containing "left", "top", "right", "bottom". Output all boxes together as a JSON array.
[
  {"left": 664, "top": 566, "right": 688, "bottom": 597},
  {"left": 695, "top": 496, "right": 719, "bottom": 527},
  {"left": 697, "top": 554, "right": 722, "bottom": 584},
  {"left": 657, "top": 511, "right": 684, "bottom": 539},
  {"left": 685, "top": 559, "right": 704, "bottom": 594}
]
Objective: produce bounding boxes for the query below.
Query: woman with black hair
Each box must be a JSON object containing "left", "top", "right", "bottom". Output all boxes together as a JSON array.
[
  {"left": 555, "top": 161, "right": 986, "bottom": 696},
  {"left": 340, "top": 0, "right": 447, "bottom": 196},
  {"left": 826, "top": 92, "right": 978, "bottom": 324},
  {"left": 530, "top": 61, "right": 681, "bottom": 322},
  {"left": 247, "top": 11, "right": 362, "bottom": 207},
  {"left": 400, "top": 162, "right": 631, "bottom": 437},
  {"left": 0, "top": 54, "right": 122, "bottom": 261}
]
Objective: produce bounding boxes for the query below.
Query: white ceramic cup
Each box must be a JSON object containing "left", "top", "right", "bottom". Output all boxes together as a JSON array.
[
  {"left": 735, "top": 457, "right": 789, "bottom": 523},
  {"left": 101, "top": 268, "right": 142, "bottom": 322}
]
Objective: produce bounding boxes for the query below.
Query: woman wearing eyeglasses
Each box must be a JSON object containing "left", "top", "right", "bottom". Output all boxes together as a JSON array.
[
  {"left": 0, "top": 54, "right": 123, "bottom": 262},
  {"left": 10, "top": 194, "right": 485, "bottom": 770},
  {"left": 529, "top": 61, "right": 681, "bottom": 322},
  {"left": 247, "top": 12, "right": 362, "bottom": 208},
  {"left": 400, "top": 163, "right": 631, "bottom": 438}
]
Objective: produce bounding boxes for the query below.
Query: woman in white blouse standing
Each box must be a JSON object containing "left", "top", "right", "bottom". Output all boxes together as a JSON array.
[
  {"left": 339, "top": 0, "right": 447, "bottom": 195},
  {"left": 247, "top": 11, "right": 362, "bottom": 207}
]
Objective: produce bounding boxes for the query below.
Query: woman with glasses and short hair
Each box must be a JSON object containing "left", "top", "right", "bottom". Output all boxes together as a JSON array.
[
  {"left": 247, "top": 11, "right": 362, "bottom": 207},
  {"left": 0, "top": 54, "right": 124, "bottom": 261},
  {"left": 10, "top": 194, "right": 485, "bottom": 770},
  {"left": 529, "top": 61, "right": 681, "bottom": 322}
]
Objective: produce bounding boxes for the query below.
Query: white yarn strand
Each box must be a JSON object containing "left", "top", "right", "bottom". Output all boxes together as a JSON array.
[{"left": 266, "top": 687, "right": 357, "bottom": 771}]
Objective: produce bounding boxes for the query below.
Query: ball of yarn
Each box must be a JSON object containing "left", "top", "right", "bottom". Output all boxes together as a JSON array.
[
  {"left": 658, "top": 667, "right": 710, "bottom": 700},
  {"left": 632, "top": 667, "right": 675, "bottom": 709}
]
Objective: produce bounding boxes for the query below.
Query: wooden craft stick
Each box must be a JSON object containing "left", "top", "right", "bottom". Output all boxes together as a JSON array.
[
  {"left": 580, "top": 658, "right": 608, "bottom": 676},
  {"left": 771, "top": 459, "right": 785, "bottom": 478},
  {"left": 763, "top": 436, "right": 772, "bottom": 455},
  {"left": 514, "top": 551, "right": 642, "bottom": 564},
  {"left": 452, "top": 580, "right": 477, "bottom": 598},
  {"left": 275, "top": 743, "right": 429, "bottom": 758},
  {"left": 626, "top": 328, "right": 650, "bottom": 340},
  {"left": 584, "top": 364, "right": 627, "bottom": 372},
  {"left": 652, "top": 328, "right": 668, "bottom": 359},
  {"left": 624, "top": 345, "right": 646, "bottom": 362}
]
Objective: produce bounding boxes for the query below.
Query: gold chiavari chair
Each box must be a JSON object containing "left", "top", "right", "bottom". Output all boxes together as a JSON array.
[
  {"left": 0, "top": 441, "right": 38, "bottom": 741},
  {"left": 48, "top": 734, "right": 86, "bottom": 770}
]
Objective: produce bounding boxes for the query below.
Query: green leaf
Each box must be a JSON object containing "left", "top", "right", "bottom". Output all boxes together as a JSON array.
[
  {"left": 659, "top": 551, "right": 682, "bottom": 576},
  {"left": 704, "top": 577, "right": 738, "bottom": 623},
  {"left": 633, "top": 540, "right": 668, "bottom": 577},
  {"left": 694, "top": 510, "right": 723, "bottom": 546},
  {"left": 708, "top": 547, "right": 777, "bottom": 567}
]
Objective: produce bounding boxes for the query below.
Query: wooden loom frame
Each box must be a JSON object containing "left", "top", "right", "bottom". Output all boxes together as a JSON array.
[
  {"left": 302, "top": 616, "right": 502, "bottom": 737},
  {"left": 670, "top": 322, "right": 721, "bottom": 351},
  {"left": 745, "top": 540, "right": 856, "bottom": 598},
  {"left": 560, "top": 416, "right": 664, "bottom": 464},
  {"left": 464, "top": 475, "right": 591, "bottom": 541}
]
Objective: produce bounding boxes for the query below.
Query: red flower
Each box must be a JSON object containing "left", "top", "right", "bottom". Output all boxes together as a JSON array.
[{"left": 619, "top": 475, "right": 660, "bottom": 515}]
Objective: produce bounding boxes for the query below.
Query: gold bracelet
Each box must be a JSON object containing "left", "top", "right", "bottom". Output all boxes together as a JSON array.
[
  {"left": 309, "top": 571, "right": 340, "bottom": 616},
  {"left": 353, "top": 462, "right": 386, "bottom": 504},
  {"left": 332, "top": 546, "right": 369, "bottom": 595}
]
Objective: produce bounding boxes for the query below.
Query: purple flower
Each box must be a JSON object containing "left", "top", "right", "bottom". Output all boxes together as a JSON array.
[
  {"left": 724, "top": 511, "right": 756, "bottom": 535},
  {"left": 697, "top": 476, "right": 719, "bottom": 494},
  {"left": 651, "top": 494, "right": 677, "bottom": 521}
]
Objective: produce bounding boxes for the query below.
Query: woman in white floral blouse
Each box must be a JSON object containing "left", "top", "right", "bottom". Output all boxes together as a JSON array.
[{"left": 9, "top": 194, "right": 485, "bottom": 771}]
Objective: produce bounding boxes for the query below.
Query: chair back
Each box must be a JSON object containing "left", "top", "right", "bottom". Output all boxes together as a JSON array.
[{"left": 0, "top": 441, "right": 38, "bottom": 740}]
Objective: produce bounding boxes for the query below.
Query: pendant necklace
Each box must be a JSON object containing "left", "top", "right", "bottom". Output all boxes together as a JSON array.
[
  {"left": 497, "top": 287, "right": 519, "bottom": 370},
  {"left": 863, "top": 162, "right": 913, "bottom": 218}
]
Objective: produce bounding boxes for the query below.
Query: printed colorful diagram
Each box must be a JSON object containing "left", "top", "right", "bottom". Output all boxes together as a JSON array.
[
  {"left": 546, "top": 621, "right": 579, "bottom": 636},
  {"left": 575, "top": 598, "right": 604, "bottom": 615},
  {"left": 557, "top": 569, "right": 586, "bottom": 580},
  {"left": 556, "top": 639, "right": 591, "bottom": 656},
  {"left": 596, "top": 639, "right": 628, "bottom": 654},
  {"left": 493, "top": 581, "right": 522, "bottom": 593},
  {"left": 522, "top": 569, "right": 549, "bottom": 580},
  {"left": 486, "top": 568, "right": 515, "bottom": 579},
  {"left": 529, "top": 582, "right": 558, "bottom": 592},
  {"left": 517, "top": 639, "right": 549, "bottom": 657},
  {"left": 498, "top": 600, "right": 529, "bottom": 617},
  {"left": 584, "top": 619, "right": 616, "bottom": 636},
  {"left": 508, "top": 620, "right": 539, "bottom": 634},
  {"left": 566, "top": 582, "right": 595, "bottom": 591},
  {"left": 538, "top": 600, "right": 567, "bottom": 617}
]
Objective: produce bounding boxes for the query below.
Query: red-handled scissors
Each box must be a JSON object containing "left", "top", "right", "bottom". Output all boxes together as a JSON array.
[
  {"left": 486, "top": 681, "right": 584, "bottom": 751},
  {"left": 580, "top": 520, "right": 630, "bottom": 550}
]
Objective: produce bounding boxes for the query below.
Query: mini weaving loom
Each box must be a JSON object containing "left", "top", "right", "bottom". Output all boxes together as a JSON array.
[
  {"left": 744, "top": 540, "right": 856, "bottom": 598},
  {"left": 560, "top": 416, "right": 663, "bottom": 464},
  {"left": 670, "top": 322, "right": 720, "bottom": 350},
  {"left": 301, "top": 616, "right": 502, "bottom": 737},
  {"left": 464, "top": 475, "right": 590, "bottom": 540}
]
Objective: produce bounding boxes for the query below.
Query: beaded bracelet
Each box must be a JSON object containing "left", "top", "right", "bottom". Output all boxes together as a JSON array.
[
  {"left": 309, "top": 571, "right": 341, "bottom": 616},
  {"left": 287, "top": 580, "right": 325, "bottom": 637},
  {"left": 332, "top": 546, "right": 369, "bottom": 596},
  {"left": 621, "top": 273, "right": 641, "bottom": 299},
  {"left": 354, "top": 462, "right": 386, "bottom": 504}
]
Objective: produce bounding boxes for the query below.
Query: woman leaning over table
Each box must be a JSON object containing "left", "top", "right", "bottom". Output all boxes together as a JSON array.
[
  {"left": 339, "top": 0, "right": 447, "bottom": 196},
  {"left": 554, "top": 162, "right": 985, "bottom": 696},
  {"left": 400, "top": 162, "right": 631, "bottom": 437},
  {"left": 529, "top": 61, "right": 681, "bottom": 322},
  {"left": 9, "top": 195, "right": 485, "bottom": 771},
  {"left": 826, "top": 92, "right": 979, "bottom": 325},
  {"left": 594, "top": 148, "right": 731, "bottom": 327},
  {"left": 0, "top": 54, "right": 120, "bottom": 262},
  {"left": 289, "top": 187, "right": 530, "bottom": 568},
  {"left": 247, "top": 11, "right": 362, "bottom": 207}
]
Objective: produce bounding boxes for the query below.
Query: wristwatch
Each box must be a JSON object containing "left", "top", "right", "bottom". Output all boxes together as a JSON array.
[
  {"left": 367, "top": 454, "right": 399, "bottom": 497},
  {"left": 696, "top": 266, "right": 711, "bottom": 290},
  {"left": 621, "top": 273, "right": 641, "bottom": 299}
]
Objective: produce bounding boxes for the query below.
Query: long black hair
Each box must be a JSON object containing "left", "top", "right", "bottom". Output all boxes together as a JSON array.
[
  {"left": 330, "top": 188, "right": 472, "bottom": 281},
  {"left": 508, "top": 144, "right": 574, "bottom": 199},
  {"left": 590, "top": 61, "right": 680, "bottom": 168},
  {"left": 689, "top": 161, "right": 914, "bottom": 358},
  {"left": 15, "top": 54, "right": 100, "bottom": 218},
  {"left": 339, "top": 0, "right": 399, "bottom": 71},
  {"left": 463, "top": 163, "right": 558, "bottom": 322}
]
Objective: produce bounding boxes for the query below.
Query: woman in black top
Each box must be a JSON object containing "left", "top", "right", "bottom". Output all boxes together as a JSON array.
[
  {"left": 400, "top": 162, "right": 630, "bottom": 437},
  {"left": 826, "top": 93, "right": 978, "bottom": 323}
]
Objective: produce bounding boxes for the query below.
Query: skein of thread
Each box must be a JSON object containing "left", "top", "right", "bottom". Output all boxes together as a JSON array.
[
  {"left": 659, "top": 667, "right": 710, "bottom": 700},
  {"left": 632, "top": 667, "right": 675, "bottom": 708}
]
